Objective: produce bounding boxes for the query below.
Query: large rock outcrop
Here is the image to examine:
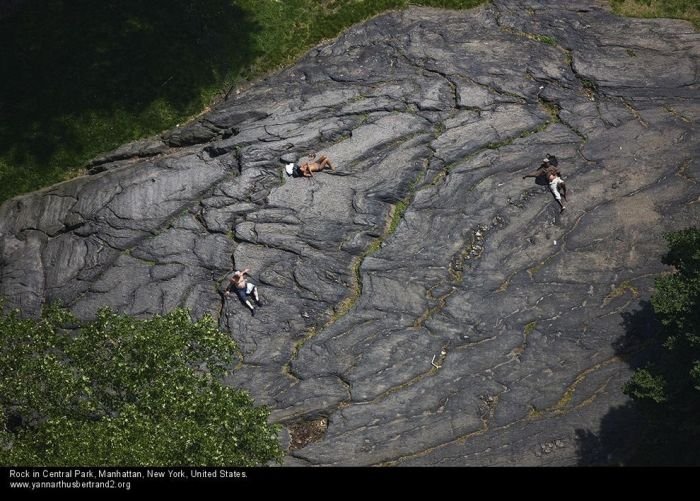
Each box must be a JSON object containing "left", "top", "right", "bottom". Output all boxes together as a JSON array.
[{"left": 1, "top": 0, "right": 698, "bottom": 465}]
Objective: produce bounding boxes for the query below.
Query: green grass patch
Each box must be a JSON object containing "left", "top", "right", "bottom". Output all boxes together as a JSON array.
[
  {"left": 580, "top": 78, "right": 598, "bottom": 91},
  {"left": 579, "top": 77, "right": 599, "bottom": 99},
  {"left": 565, "top": 50, "right": 573, "bottom": 66},
  {"left": 484, "top": 120, "right": 550, "bottom": 150},
  {"left": 485, "top": 139, "right": 512, "bottom": 150},
  {"left": 533, "top": 34, "right": 556, "bottom": 45},
  {"left": 540, "top": 100, "right": 561, "bottom": 123},
  {"left": 524, "top": 321, "right": 537, "bottom": 337},
  {"left": 388, "top": 200, "right": 409, "bottom": 235},
  {"left": 528, "top": 405, "right": 544, "bottom": 418},
  {"left": 609, "top": 0, "right": 699, "bottom": 29},
  {"left": 605, "top": 280, "right": 640, "bottom": 302},
  {"left": 555, "top": 386, "right": 576, "bottom": 410},
  {"left": 500, "top": 26, "right": 556, "bottom": 46},
  {"left": 0, "top": 0, "right": 486, "bottom": 203}
]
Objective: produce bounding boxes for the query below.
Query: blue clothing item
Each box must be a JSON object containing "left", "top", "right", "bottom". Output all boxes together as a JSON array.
[{"left": 226, "top": 281, "right": 256, "bottom": 301}]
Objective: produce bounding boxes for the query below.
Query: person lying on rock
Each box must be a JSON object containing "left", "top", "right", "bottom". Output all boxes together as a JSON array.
[
  {"left": 297, "top": 152, "right": 335, "bottom": 177},
  {"left": 547, "top": 170, "right": 567, "bottom": 212},
  {"left": 522, "top": 154, "right": 560, "bottom": 180},
  {"left": 225, "top": 268, "right": 262, "bottom": 316},
  {"left": 522, "top": 154, "right": 567, "bottom": 211}
]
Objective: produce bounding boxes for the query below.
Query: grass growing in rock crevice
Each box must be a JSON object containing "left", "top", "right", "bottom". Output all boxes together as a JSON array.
[
  {"left": 329, "top": 169, "right": 426, "bottom": 324},
  {"left": 284, "top": 167, "right": 426, "bottom": 372},
  {"left": 500, "top": 26, "right": 557, "bottom": 45}
]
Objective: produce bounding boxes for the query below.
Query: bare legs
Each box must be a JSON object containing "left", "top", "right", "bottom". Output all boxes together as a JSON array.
[{"left": 318, "top": 155, "right": 334, "bottom": 170}]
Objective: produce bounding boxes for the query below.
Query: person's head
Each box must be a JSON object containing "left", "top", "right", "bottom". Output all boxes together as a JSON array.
[{"left": 543, "top": 157, "right": 550, "bottom": 164}]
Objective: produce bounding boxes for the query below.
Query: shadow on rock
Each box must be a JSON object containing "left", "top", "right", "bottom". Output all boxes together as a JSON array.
[{"left": 576, "top": 300, "right": 700, "bottom": 465}]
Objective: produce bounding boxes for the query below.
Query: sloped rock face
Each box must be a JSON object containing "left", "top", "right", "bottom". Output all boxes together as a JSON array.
[{"left": 1, "top": 0, "right": 698, "bottom": 465}]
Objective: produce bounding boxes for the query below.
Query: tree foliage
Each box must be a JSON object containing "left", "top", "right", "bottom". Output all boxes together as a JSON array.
[{"left": 0, "top": 306, "right": 283, "bottom": 466}]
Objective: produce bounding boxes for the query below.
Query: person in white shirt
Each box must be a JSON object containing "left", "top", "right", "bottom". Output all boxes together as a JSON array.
[{"left": 547, "top": 171, "right": 567, "bottom": 212}]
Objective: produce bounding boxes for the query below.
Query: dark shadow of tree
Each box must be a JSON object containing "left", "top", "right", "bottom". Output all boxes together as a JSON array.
[
  {"left": 0, "top": 0, "right": 259, "bottom": 166},
  {"left": 576, "top": 300, "right": 700, "bottom": 465}
]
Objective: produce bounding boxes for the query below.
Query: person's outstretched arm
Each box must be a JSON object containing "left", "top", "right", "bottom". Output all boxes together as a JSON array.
[{"left": 523, "top": 167, "right": 543, "bottom": 179}]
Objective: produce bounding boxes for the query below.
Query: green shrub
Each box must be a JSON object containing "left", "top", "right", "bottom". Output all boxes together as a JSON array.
[{"left": 624, "top": 368, "right": 666, "bottom": 403}]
